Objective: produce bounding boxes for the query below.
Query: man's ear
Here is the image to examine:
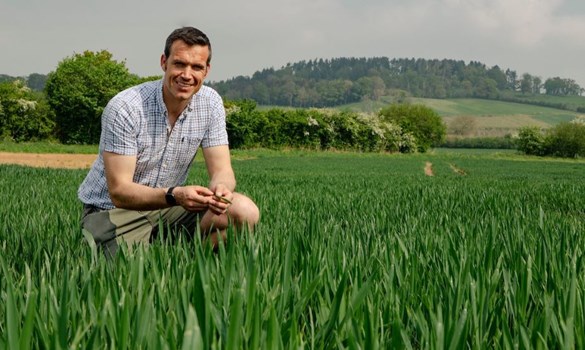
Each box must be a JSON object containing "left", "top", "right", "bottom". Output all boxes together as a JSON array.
[{"left": 160, "top": 54, "right": 167, "bottom": 72}]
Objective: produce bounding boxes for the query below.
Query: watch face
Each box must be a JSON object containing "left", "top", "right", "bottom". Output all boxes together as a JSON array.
[{"left": 166, "top": 187, "right": 177, "bottom": 205}]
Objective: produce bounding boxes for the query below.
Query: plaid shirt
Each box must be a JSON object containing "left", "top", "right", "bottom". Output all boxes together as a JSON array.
[{"left": 78, "top": 80, "right": 228, "bottom": 209}]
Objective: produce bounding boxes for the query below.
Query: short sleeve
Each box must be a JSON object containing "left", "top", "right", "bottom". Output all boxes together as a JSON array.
[
  {"left": 101, "top": 97, "right": 138, "bottom": 156},
  {"left": 201, "top": 92, "right": 229, "bottom": 148}
]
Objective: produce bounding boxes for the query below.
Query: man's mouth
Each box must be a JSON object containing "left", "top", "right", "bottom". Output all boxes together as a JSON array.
[{"left": 177, "top": 81, "right": 193, "bottom": 88}]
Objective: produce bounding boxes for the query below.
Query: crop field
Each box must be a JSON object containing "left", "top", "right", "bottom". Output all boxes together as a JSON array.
[{"left": 1, "top": 151, "right": 585, "bottom": 348}]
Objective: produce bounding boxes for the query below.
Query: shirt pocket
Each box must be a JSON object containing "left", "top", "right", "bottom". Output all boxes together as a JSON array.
[{"left": 176, "top": 136, "right": 202, "bottom": 166}]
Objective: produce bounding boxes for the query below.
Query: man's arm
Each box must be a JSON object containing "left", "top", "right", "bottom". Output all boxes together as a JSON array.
[
  {"left": 104, "top": 151, "right": 217, "bottom": 211},
  {"left": 202, "top": 145, "right": 236, "bottom": 193},
  {"left": 103, "top": 151, "right": 169, "bottom": 210}
]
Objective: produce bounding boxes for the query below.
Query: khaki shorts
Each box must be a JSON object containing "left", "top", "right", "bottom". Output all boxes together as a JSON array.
[{"left": 81, "top": 204, "right": 201, "bottom": 257}]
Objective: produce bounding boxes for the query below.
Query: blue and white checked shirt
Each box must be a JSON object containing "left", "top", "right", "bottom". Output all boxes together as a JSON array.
[{"left": 78, "top": 80, "right": 228, "bottom": 209}]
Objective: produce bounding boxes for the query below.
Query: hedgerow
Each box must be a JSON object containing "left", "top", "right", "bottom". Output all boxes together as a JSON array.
[
  {"left": 225, "top": 100, "right": 430, "bottom": 153},
  {"left": 516, "top": 118, "right": 585, "bottom": 158}
]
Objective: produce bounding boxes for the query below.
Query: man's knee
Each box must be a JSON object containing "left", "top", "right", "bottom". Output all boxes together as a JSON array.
[{"left": 231, "top": 194, "right": 260, "bottom": 229}]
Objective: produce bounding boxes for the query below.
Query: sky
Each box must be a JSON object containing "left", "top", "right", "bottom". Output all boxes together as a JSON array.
[{"left": 2, "top": 0, "right": 585, "bottom": 88}]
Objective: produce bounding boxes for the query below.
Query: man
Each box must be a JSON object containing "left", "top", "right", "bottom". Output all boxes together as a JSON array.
[{"left": 78, "top": 26, "right": 259, "bottom": 256}]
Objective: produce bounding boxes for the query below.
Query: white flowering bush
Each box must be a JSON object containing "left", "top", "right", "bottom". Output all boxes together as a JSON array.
[
  {"left": 570, "top": 115, "right": 585, "bottom": 125},
  {"left": 225, "top": 100, "right": 435, "bottom": 152},
  {"left": 0, "top": 80, "right": 55, "bottom": 141}
]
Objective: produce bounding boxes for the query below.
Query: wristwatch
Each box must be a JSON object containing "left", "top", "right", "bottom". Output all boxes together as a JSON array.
[{"left": 165, "top": 186, "right": 177, "bottom": 206}]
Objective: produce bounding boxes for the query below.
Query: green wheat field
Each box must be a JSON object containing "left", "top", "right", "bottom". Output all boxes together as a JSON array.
[{"left": 1, "top": 150, "right": 584, "bottom": 349}]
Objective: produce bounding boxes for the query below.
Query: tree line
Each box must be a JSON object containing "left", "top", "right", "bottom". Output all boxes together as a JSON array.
[
  {"left": 209, "top": 57, "right": 584, "bottom": 108},
  {"left": 2, "top": 57, "right": 584, "bottom": 110}
]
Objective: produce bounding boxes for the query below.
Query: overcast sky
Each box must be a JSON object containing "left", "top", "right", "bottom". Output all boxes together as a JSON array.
[{"left": 2, "top": 0, "right": 585, "bottom": 88}]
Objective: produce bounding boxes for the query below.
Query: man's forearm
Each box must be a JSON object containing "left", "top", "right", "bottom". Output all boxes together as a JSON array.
[
  {"left": 109, "top": 182, "right": 169, "bottom": 210},
  {"left": 208, "top": 170, "right": 236, "bottom": 192}
]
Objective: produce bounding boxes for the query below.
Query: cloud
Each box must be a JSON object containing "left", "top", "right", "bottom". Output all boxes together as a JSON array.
[
  {"left": 440, "top": 0, "right": 585, "bottom": 47},
  {"left": 1, "top": 0, "right": 584, "bottom": 87}
]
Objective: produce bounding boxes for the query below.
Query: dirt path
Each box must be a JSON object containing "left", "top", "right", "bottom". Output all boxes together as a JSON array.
[{"left": 0, "top": 152, "right": 97, "bottom": 169}]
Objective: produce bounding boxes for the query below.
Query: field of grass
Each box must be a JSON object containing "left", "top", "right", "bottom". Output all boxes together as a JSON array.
[
  {"left": 499, "top": 92, "right": 585, "bottom": 112},
  {"left": 1, "top": 150, "right": 585, "bottom": 348},
  {"left": 410, "top": 98, "right": 580, "bottom": 121},
  {"left": 0, "top": 140, "right": 98, "bottom": 154}
]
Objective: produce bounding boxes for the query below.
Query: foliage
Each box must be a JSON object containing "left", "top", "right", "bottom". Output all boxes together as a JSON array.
[
  {"left": 26, "top": 73, "right": 48, "bottom": 91},
  {"left": 543, "top": 122, "right": 585, "bottom": 158},
  {"left": 378, "top": 103, "right": 446, "bottom": 152},
  {"left": 543, "top": 77, "right": 584, "bottom": 96},
  {"left": 45, "top": 50, "right": 139, "bottom": 144},
  {"left": 0, "top": 74, "right": 19, "bottom": 84},
  {"left": 225, "top": 100, "right": 419, "bottom": 152},
  {"left": 0, "top": 80, "right": 55, "bottom": 141},
  {"left": 1, "top": 152, "right": 584, "bottom": 348},
  {"left": 516, "top": 126, "right": 546, "bottom": 156},
  {"left": 516, "top": 122, "right": 585, "bottom": 158},
  {"left": 448, "top": 115, "right": 477, "bottom": 136}
]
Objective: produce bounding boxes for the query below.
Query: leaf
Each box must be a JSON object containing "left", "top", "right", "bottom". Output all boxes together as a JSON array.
[{"left": 181, "top": 306, "right": 203, "bottom": 350}]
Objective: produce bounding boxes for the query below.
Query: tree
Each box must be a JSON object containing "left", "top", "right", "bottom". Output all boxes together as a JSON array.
[
  {"left": 474, "top": 78, "right": 498, "bottom": 99},
  {"left": 449, "top": 115, "right": 477, "bottom": 136},
  {"left": 378, "top": 103, "right": 446, "bottom": 152},
  {"left": 516, "top": 126, "right": 545, "bottom": 156},
  {"left": 0, "top": 80, "right": 55, "bottom": 141},
  {"left": 26, "top": 73, "right": 48, "bottom": 91},
  {"left": 516, "top": 123, "right": 585, "bottom": 158},
  {"left": 532, "top": 76, "right": 542, "bottom": 94},
  {"left": 45, "top": 50, "right": 139, "bottom": 144},
  {"left": 520, "top": 73, "right": 533, "bottom": 94},
  {"left": 487, "top": 65, "right": 508, "bottom": 90},
  {"left": 505, "top": 69, "right": 518, "bottom": 91},
  {"left": 543, "top": 77, "right": 583, "bottom": 96},
  {"left": 544, "top": 122, "right": 585, "bottom": 157}
]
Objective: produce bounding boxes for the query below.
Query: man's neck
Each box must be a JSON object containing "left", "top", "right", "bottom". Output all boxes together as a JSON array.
[
  {"left": 166, "top": 102, "right": 188, "bottom": 126},
  {"left": 162, "top": 91, "right": 190, "bottom": 127}
]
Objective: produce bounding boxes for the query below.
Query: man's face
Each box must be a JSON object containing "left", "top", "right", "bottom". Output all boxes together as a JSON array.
[{"left": 160, "top": 40, "right": 210, "bottom": 104}]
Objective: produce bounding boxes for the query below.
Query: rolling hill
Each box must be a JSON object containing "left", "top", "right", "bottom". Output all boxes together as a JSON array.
[{"left": 337, "top": 96, "right": 583, "bottom": 137}]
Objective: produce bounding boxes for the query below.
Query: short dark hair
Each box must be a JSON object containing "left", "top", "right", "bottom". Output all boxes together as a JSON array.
[{"left": 164, "top": 27, "right": 212, "bottom": 64}]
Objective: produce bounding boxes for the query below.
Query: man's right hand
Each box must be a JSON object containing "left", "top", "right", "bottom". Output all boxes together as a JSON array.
[{"left": 174, "top": 185, "right": 215, "bottom": 212}]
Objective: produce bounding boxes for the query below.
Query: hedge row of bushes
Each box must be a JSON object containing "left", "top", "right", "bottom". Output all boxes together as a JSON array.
[
  {"left": 440, "top": 136, "right": 516, "bottom": 149},
  {"left": 225, "top": 100, "right": 447, "bottom": 153},
  {"left": 516, "top": 119, "right": 585, "bottom": 158}
]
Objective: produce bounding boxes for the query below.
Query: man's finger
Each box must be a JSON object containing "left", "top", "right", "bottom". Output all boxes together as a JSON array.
[{"left": 213, "top": 194, "right": 232, "bottom": 204}]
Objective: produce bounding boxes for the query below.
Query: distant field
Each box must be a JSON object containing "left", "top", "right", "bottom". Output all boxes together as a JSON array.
[
  {"left": 499, "top": 92, "right": 585, "bottom": 112},
  {"left": 0, "top": 140, "right": 98, "bottom": 154},
  {"left": 338, "top": 96, "right": 583, "bottom": 137},
  {"left": 413, "top": 98, "right": 582, "bottom": 136},
  {"left": 411, "top": 97, "right": 580, "bottom": 121}
]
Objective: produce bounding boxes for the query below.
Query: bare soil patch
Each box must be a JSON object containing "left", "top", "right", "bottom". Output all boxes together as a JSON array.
[
  {"left": 0, "top": 152, "right": 96, "bottom": 169},
  {"left": 424, "top": 162, "right": 434, "bottom": 176}
]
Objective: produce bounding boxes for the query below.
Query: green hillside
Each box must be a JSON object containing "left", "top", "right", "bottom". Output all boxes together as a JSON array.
[
  {"left": 412, "top": 98, "right": 579, "bottom": 120},
  {"left": 339, "top": 96, "right": 582, "bottom": 137}
]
